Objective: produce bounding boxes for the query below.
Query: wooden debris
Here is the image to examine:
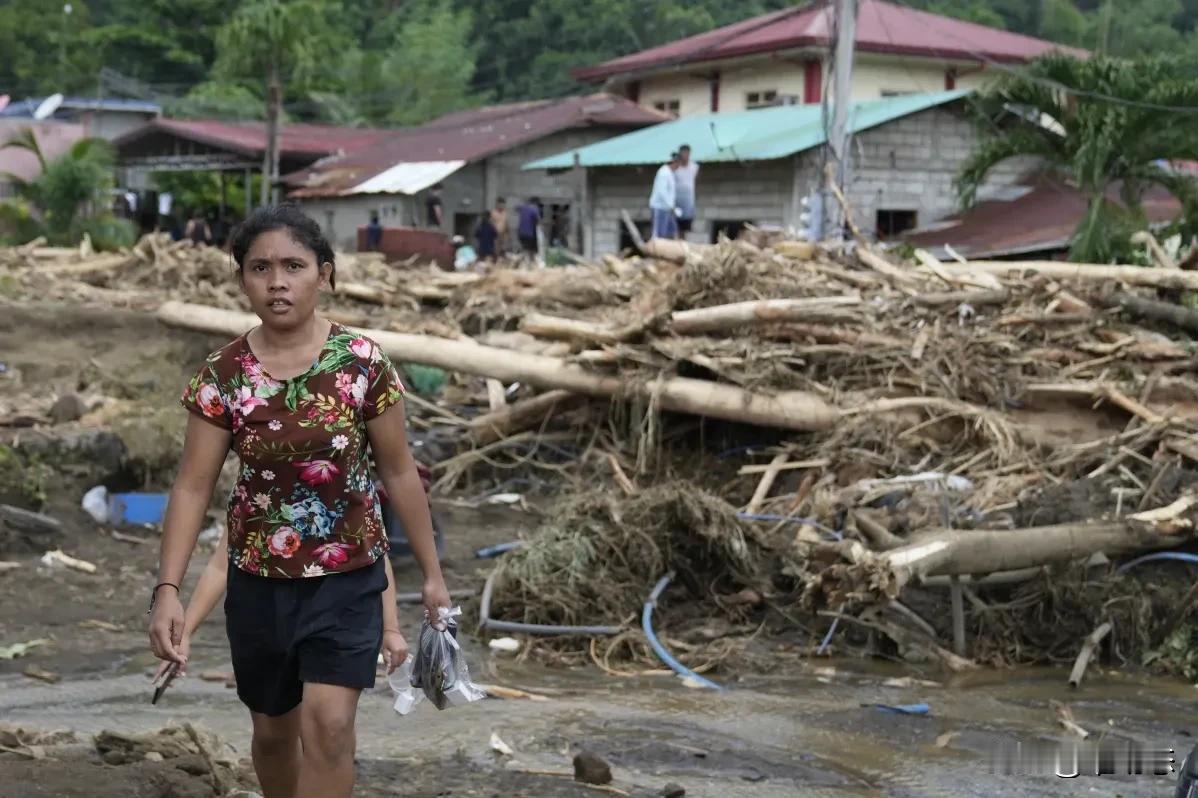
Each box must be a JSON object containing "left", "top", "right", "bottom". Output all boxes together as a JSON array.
[
  {"left": 0, "top": 505, "right": 62, "bottom": 535},
  {"left": 1107, "top": 292, "right": 1198, "bottom": 335},
  {"left": 943, "top": 259, "right": 1198, "bottom": 290},
  {"left": 1068, "top": 621, "right": 1112, "bottom": 688},
  {"left": 1051, "top": 700, "right": 1090, "bottom": 739},
  {"left": 39, "top": 549, "right": 97, "bottom": 574},
  {"left": 467, "top": 390, "right": 584, "bottom": 445},
  {"left": 22, "top": 665, "right": 60, "bottom": 684}
]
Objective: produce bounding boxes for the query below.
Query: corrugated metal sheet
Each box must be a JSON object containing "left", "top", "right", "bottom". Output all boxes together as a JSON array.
[
  {"left": 575, "top": 0, "right": 1087, "bottom": 82},
  {"left": 524, "top": 90, "right": 969, "bottom": 169},
  {"left": 286, "top": 93, "right": 667, "bottom": 198},
  {"left": 113, "top": 119, "right": 391, "bottom": 158},
  {"left": 350, "top": 160, "right": 466, "bottom": 195},
  {"left": 903, "top": 176, "right": 1183, "bottom": 259}
]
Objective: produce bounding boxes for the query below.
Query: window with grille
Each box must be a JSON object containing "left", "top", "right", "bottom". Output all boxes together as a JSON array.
[{"left": 746, "top": 90, "right": 778, "bottom": 109}]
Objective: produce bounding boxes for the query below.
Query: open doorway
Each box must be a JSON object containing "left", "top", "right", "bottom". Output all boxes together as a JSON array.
[{"left": 710, "top": 219, "right": 750, "bottom": 243}]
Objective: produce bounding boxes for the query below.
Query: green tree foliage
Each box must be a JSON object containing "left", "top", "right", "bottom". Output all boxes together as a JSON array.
[
  {"left": 0, "top": 1, "right": 101, "bottom": 96},
  {"left": 459, "top": 0, "right": 794, "bottom": 102},
  {"left": 956, "top": 54, "right": 1198, "bottom": 263},
  {"left": 0, "top": 131, "right": 134, "bottom": 249},
  {"left": 381, "top": 1, "right": 484, "bottom": 125},
  {"left": 82, "top": 1, "right": 241, "bottom": 88},
  {"left": 213, "top": 0, "right": 348, "bottom": 202}
]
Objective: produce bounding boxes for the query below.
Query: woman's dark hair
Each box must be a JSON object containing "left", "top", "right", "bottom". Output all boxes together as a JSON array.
[{"left": 230, "top": 204, "right": 336, "bottom": 289}]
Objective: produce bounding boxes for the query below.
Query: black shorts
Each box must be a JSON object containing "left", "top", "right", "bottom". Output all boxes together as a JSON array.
[
  {"left": 678, "top": 217, "right": 693, "bottom": 234},
  {"left": 519, "top": 234, "right": 538, "bottom": 254},
  {"left": 225, "top": 557, "right": 386, "bottom": 717}
]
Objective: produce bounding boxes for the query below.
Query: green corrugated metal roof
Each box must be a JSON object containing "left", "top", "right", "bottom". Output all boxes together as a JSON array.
[{"left": 523, "top": 90, "right": 969, "bottom": 170}]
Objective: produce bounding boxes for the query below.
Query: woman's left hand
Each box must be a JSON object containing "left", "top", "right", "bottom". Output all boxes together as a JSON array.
[
  {"left": 422, "top": 576, "right": 452, "bottom": 624},
  {"left": 381, "top": 629, "right": 410, "bottom": 674}
]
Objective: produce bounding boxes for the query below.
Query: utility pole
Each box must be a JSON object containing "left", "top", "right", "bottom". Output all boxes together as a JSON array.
[{"left": 824, "top": 0, "right": 857, "bottom": 241}]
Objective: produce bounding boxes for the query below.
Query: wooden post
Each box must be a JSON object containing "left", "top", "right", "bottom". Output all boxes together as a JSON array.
[
  {"left": 572, "top": 152, "right": 585, "bottom": 255},
  {"left": 949, "top": 575, "right": 966, "bottom": 656}
]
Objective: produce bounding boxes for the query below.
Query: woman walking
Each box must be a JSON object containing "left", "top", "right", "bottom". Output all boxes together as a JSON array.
[{"left": 147, "top": 205, "right": 450, "bottom": 798}]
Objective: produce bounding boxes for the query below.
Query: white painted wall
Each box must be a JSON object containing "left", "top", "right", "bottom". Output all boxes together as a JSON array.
[
  {"left": 639, "top": 73, "right": 710, "bottom": 117},
  {"left": 624, "top": 54, "right": 1002, "bottom": 115},
  {"left": 719, "top": 60, "right": 806, "bottom": 112},
  {"left": 296, "top": 193, "right": 412, "bottom": 252}
]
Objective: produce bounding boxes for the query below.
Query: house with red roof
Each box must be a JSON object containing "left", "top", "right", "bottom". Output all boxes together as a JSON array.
[
  {"left": 576, "top": 0, "right": 1084, "bottom": 117},
  {"left": 282, "top": 93, "right": 666, "bottom": 252}
]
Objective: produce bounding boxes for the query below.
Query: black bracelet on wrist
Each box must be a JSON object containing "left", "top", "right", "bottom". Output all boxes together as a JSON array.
[{"left": 146, "top": 582, "right": 180, "bottom": 615}]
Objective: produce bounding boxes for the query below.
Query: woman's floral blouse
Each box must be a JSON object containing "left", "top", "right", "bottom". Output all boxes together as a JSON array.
[{"left": 181, "top": 323, "right": 404, "bottom": 578}]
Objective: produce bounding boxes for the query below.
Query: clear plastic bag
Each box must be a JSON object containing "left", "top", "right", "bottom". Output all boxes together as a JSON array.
[
  {"left": 391, "top": 606, "right": 485, "bottom": 714},
  {"left": 388, "top": 655, "right": 420, "bottom": 716}
]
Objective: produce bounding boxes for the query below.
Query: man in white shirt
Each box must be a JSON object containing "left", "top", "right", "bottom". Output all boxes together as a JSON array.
[
  {"left": 649, "top": 152, "right": 680, "bottom": 240},
  {"left": 674, "top": 144, "right": 699, "bottom": 240}
]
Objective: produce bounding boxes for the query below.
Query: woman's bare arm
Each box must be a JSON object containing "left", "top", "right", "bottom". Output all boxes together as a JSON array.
[
  {"left": 148, "top": 415, "right": 231, "bottom": 664},
  {"left": 366, "top": 400, "right": 450, "bottom": 619}
]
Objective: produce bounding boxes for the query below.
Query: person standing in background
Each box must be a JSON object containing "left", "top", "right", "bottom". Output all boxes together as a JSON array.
[
  {"left": 489, "top": 197, "right": 509, "bottom": 255},
  {"left": 365, "top": 211, "right": 383, "bottom": 251},
  {"left": 184, "top": 211, "right": 212, "bottom": 246},
  {"left": 649, "top": 152, "right": 679, "bottom": 240},
  {"left": 674, "top": 144, "right": 699, "bottom": 240},
  {"left": 425, "top": 184, "right": 444, "bottom": 229},
  {"left": 475, "top": 213, "right": 498, "bottom": 262},
  {"left": 517, "top": 196, "right": 541, "bottom": 256}
]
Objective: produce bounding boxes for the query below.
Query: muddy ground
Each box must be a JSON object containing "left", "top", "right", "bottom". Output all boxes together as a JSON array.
[{"left": 1, "top": 301, "right": 1197, "bottom": 797}]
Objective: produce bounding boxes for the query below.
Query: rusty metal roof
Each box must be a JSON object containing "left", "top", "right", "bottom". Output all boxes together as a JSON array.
[
  {"left": 575, "top": 0, "right": 1086, "bottom": 82},
  {"left": 285, "top": 93, "right": 667, "bottom": 198},
  {"left": 903, "top": 176, "right": 1182, "bottom": 259},
  {"left": 113, "top": 118, "right": 392, "bottom": 159}
]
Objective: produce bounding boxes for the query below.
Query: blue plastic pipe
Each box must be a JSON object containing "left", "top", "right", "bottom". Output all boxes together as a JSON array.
[
  {"left": 642, "top": 573, "right": 724, "bottom": 691},
  {"left": 1116, "top": 551, "right": 1198, "bottom": 575}
]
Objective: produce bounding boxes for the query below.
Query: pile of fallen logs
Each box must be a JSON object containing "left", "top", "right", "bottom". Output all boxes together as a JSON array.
[{"left": 8, "top": 230, "right": 1198, "bottom": 668}]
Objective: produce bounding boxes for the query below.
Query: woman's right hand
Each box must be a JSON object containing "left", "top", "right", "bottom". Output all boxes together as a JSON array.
[
  {"left": 153, "top": 634, "right": 191, "bottom": 681},
  {"left": 147, "top": 589, "right": 188, "bottom": 666}
]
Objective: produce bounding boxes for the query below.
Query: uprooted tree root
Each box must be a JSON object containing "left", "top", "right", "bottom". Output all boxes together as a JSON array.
[
  {"left": 489, "top": 483, "right": 775, "bottom": 630},
  {"left": 957, "top": 564, "right": 1198, "bottom": 675}
]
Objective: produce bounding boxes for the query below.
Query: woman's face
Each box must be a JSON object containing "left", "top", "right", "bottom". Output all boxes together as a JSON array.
[{"left": 239, "top": 228, "right": 331, "bottom": 330}]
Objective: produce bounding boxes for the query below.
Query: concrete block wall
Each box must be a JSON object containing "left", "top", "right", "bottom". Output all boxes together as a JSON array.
[
  {"left": 590, "top": 162, "right": 791, "bottom": 254},
  {"left": 485, "top": 128, "right": 619, "bottom": 209},
  {"left": 845, "top": 106, "right": 1034, "bottom": 237}
]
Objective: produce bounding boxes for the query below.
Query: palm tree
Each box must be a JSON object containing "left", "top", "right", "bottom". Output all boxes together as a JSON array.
[
  {"left": 215, "top": 0, "right": 335, "bottom": 206},
  {"left": 0, "top": 129, "right": 121, "bottom": 244},
  {"left": 956, "top": 54, "right": 1198, "bottom": 263}
]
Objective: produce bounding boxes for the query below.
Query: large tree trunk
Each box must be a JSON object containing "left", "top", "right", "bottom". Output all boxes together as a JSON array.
[
  {"left": 156, "top": 301, "right": 839, "bottom": 431},
  {"left": 261, "top": 60, "right": 282, "bottom": 207},
  {"left": 518, "top": 297, "right": 862, "bottom": 346},
  {"left": 1107, "top": 292, "right": 1198, "bottom": 334},
  {"left": 669, "top": 297, "right": 862, "bottom": 334},
  {"left": 882, "top": 519, "right": 1184, "bottom": 580},
  {"left": 933, "top": 259, "right": 1198, "bottom": 291}
]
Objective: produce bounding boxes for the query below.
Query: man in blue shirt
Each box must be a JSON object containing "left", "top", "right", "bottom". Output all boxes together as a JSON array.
[{"left": 517, "top": 197, "right": 541, "bottom": 254}]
